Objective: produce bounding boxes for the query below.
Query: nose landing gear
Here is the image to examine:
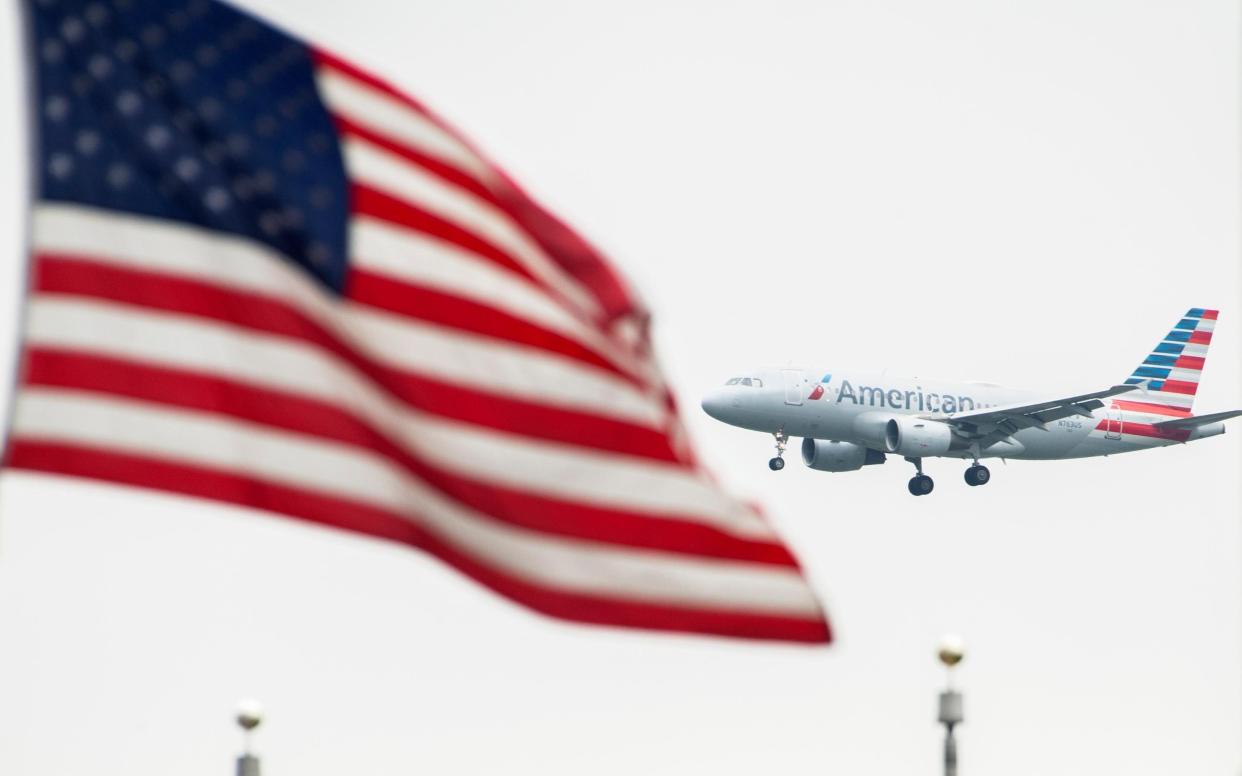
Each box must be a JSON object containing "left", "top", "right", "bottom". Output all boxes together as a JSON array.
[
  {"left": 904, "top": 456, "right": 934, "bottom": 496},
  {"left": 964, "top": 463, "right": 991, "bottom": 486},
  {"left": 768, "top": 430, "right": 788, "bottom": 471}
]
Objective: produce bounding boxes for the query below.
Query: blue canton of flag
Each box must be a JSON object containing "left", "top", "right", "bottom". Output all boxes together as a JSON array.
[{"left": 30, "top": 0, "right": 350, "bottom": 291}]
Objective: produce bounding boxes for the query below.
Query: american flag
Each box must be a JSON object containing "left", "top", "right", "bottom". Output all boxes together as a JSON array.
[{"left": 7, "top": 0, "right": 831, "bottom": 643}]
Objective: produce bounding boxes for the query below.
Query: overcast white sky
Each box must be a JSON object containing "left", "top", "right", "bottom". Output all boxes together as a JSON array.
[{"left": 1, "top": 1, "right": 1239, "bottom": 775}]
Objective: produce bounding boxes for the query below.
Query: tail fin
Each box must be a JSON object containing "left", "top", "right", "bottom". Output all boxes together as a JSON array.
[{"left": 1121, "top": 308, "right": 1218, "bottom": 415}]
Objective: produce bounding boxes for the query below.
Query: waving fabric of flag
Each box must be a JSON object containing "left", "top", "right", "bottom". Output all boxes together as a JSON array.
[{"left": 7, "top": 0, "right": 830, "bottom": 643}]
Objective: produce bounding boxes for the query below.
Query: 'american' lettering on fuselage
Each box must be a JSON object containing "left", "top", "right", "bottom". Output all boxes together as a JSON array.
[{"left": 833, "top": 379, "right": 981, "bottom": 414}]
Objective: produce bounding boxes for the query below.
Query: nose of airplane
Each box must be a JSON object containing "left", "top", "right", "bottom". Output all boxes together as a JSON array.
[{"left": 701, "top": 389, "right": 729, "bottom": 421}]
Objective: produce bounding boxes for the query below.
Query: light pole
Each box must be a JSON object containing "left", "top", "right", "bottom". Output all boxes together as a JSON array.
[
  {"left": 235, "top": 698, "right": 263, "bottom": 776},
  {"left": 937, "top": 635, "right": 965, "bottom": 776}
]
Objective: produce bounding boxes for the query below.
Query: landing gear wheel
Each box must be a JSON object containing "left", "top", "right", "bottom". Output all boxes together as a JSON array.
[
  {"left": 903, "top": 457, "right": 932, "bottom": 495},
  {"left": 768, "top": 429, "right": 788, "bottom": 472},
  {"left": 964, "top": 464, "right": 990, "bottom": 487},
  {"left": 907, "top": 474, "right": 934, "bottom": 496}
]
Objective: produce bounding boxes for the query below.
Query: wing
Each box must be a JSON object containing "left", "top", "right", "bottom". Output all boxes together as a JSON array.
[{"left": 930, "top": 385, "right": 1138, "bottom": 439}]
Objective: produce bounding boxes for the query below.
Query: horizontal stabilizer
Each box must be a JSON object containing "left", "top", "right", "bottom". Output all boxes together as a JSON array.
[{"left": 1152, "top": 410, "right": 1242, "bottom": 430}]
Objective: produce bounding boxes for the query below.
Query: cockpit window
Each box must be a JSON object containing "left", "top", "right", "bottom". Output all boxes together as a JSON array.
[
  {"left": 726, "top": 377, "right": 763, "bottom": 387},
  {"left": 751, "top": 378, "right": 763, "bottom": 387},
  {"left": 725, "top": 377, "right": 741, "bottom": 385}
]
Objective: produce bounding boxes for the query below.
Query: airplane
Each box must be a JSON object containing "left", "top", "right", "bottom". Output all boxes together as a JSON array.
[{"left": 701, "top": 308, "right": 1241, "bottom": 495}]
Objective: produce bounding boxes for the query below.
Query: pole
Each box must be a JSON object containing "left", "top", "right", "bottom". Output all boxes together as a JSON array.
[
  {"left": 944, "top": 725, "right": 957, "bottom": 776},
  {"left": 939, "top": 689, "right": 962, "bottom": 776},
  {"left": 235, "top": 699, "right": 263, "bottom": 776},
  {"left": 236, "top": 753, "right": 260, "bottom": 776},
  {"left": 936, "top": 635, "right": 965, "bottom": 776}
]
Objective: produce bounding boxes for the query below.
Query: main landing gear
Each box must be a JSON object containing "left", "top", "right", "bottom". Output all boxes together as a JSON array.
[
  {"left": 905, "top": 457, "right": 934, "bottom": 496},
  {"left": 964, "top": 463, "right": 991, "bottom": 487},
  {"left": 901, "top": 457, "right": 993, "bottom": 495},
  {"left": 768, "top": 430, "right": 788, "bottom": 471}
]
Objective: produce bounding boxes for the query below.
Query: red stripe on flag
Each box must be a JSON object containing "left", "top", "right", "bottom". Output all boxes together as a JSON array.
[
  {"left": 331, "top": 114, "right": 638, "bottom": 325},
  {"left": 5, "top": 441, "right": 829, "bottom": 643},
  {"left": 39, "top": 252, "right": 634, "bottom": 386},
  {"left": 22, "top": 348, "right": 794, "bottom": 566},
  {"left": 346, "top": 269, "right": 632, "bottom": 382},
  {"left": 313, "top": 49, "right": 437, "bottom": 120},
  {"left": 351, "top": 184, "right": 603, "bottom": 326},
  {"left": 350, "top": 184, "right": 541, "bottom": 290},
  {"left": 1202, "top": 310, "right": 1219, "bottom": 320},
  {"left": 1173, "top": 355, "right": 1205, "bottom": 370},
  {"left": 333, "top": 113, "right": 497, "bottom": 204},
  {"left": 1159, "top": 379, "right": 1199, "bottom": 395},
  {"left": 314, "top": 52, "right": 636, "bottom": 322},
  {"left": 33, "top": 256, "right": 682, "bottom": 462},
  {"left": 1189, "top": 330, "right": 1212, "bottom": 344}
]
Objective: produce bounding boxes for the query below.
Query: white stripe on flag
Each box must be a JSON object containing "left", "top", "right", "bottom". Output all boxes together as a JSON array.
[
  {"left": 31, "top": 205, "right": 667, "bottom": 428},
  {"left": 351, "top": 216, "right": 647, "bottom": 378},
  {"left": 314, "top": 65, "right": 495, "bottom": 183},
  {"left": 24, "top": 295, "right": 766, "bottom": 535},
  {"left": 342, "top": 136, "right": 604, "bottom": 319},
  {"left": 12, "top": 388, "right": 819, "bottom": 616}
]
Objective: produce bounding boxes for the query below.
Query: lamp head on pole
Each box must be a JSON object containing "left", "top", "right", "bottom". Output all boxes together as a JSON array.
[
  {"left": 937, "top": 634, "right": 965, "bottom": 669},
  {"left": 236, "top": 699, "right": 264, "bottom": 732}
]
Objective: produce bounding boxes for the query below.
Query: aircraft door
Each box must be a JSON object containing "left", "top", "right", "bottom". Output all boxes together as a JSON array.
[
  {"left": 782, "top": 370, "right": 804, "bottom": 406},
  {"left": 1104, "top": 407, "right": 1122, "bottom": 440}
]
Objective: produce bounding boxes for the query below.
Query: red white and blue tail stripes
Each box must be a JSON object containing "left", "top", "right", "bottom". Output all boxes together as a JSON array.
[
  {"left": 1093, "top": 308, "right": 1220, "bottom": 443},
  {"left": 1118, "top": 308, "right": 1217, "bottom": 416}
]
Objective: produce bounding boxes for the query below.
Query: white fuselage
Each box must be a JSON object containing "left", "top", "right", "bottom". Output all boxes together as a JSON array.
[{"left": 701, "top": 368, "right": 1224, "bottom": 461}]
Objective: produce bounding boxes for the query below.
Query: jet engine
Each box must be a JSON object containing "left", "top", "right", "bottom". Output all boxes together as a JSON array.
[
  {"left": 802, "top": 438, "right": 886, "bottom": 472},
  {"left": 884, "top": 416, "right": 955, "bottom": 457}
]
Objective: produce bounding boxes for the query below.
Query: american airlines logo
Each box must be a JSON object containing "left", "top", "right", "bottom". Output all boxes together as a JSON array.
[{"left": 807, "top": 373, "right": 832, "bottom": 400}]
